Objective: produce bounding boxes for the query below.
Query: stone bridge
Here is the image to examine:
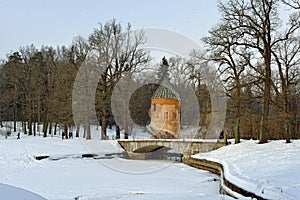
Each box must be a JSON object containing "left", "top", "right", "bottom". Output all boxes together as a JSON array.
[{"left": 118, "top": 139, "right": 225, "bottom": 160}]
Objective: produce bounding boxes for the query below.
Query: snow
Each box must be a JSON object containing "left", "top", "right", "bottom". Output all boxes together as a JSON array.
[
  {"left": 192, "top": 139, "right": 300, "bottom": 199},
  {"left": 0, "top": 183, "right": 46, "bottom": 200},
  {"left": 0, "top": 125, "right": 230, "bottom": 200},
  {"left": 3, "top": 123, "right": 299, "bottom": 199}
]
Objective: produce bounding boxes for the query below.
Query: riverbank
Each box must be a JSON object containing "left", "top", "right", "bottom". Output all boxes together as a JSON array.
[{"left": 191, "top": 140, "right": 300, "bottom": 199}]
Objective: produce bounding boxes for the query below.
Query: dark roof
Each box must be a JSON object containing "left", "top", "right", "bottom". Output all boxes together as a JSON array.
[
  {"left": 152, "top": 76, "right": 180, "bottom": 100},
  {"left": 152, "top": 84, "right": 178, "bottom": 99}
]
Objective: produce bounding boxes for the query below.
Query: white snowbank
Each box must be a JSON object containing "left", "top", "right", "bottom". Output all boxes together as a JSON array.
[
  {"left": 0, "top": 130, "right": 231, "bottom": 199},
  {"left": 192, "top": 140, "right": 300, "bottom": 199}
]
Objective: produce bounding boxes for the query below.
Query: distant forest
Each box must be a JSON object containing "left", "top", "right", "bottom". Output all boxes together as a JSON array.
[{"left": 0, "top": 0, "right": 299, "bottom": 143}]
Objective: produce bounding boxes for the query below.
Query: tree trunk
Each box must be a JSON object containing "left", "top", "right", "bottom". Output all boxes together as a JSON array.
[
  {"left": 234, "top": 87, "right": 241, "bottom": 144},
  {"left": 64, "top": 124, "right": 68, "bottom": 139},
  {"left": 37, "top": 91, "right": 41, "bottom": 124},
  {"left": 43, "top": 122, "right": 48, "bottom": 137},
  {"left": 43, "top": 108, "right": 49, "bottom": 137},
  {"left": 259, "top": 96, "right": 270, "bottom": 144},
  {"left": 48, "top": 122, "right": 52, "bottom": 136},
  {"left": 13, "top": 107, "right": 16, "bottom": 132},
  {"left": 259, "top": 51, "right": 271, "bottom": 144},
  {"left": 124, "top": 131, "right": 129, "bottom": 139},
  {"left": 76, "top": 123, "right": 80, "bottom": 137},
  {"left": 283, "top": 84, "right": 291, "bottom": 143},
  {"left": 42, "top": 118, "right": 48, "bottom": 137},
  {"left": 235, "top": 118, "right": 241, "bottom": 144},
  {"left": 23, "top": 119, "right": 27, "bottom": 134},
  {"left": 116, "top": 124, "right": 120, "bottom": 139},
  {"left": 33, "top": 120, "right": 36, "bottom": 136},
  {"left": 13, "top": 83, "right": 17, "bottom": 132},
  {"left": 28, "top": 115, "right": 33, "bottom": 135},
  {"left": 83, "top": 123, "right": 86, "bottom": 138},
  {"left": 85, "top": 122, "right": 91, "bottom": 140},
  {"left": 54, "top": 123, "right": 57, "bottom": 135},
  {"left": 284, "top": 114, "right": 291, "bottom": 143},
  {"left": 101, "top": 116, "right": 107, "bottom": 140}
]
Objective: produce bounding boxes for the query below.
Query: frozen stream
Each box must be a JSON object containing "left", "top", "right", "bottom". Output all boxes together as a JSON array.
[{"left": 0, "top": 135, "right": 230, "bottom": 199}]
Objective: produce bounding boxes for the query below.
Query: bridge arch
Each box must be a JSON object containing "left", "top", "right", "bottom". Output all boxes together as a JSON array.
[{"left": 118, "top": 139, "right": 225, "bottom": 158}]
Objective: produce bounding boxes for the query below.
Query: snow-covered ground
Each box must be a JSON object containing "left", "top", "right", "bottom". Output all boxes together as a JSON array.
[
  {"left": 193, "top": 139, "right": 300, "bottom": 200},
  {"left": 0, "top": 125, "right": 230, "bottom": 200},
  {"left": 2, "top": 123, "right": 299, "bottom": 199}
]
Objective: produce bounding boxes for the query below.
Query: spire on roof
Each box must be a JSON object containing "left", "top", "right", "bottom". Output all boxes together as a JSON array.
[
  {"left": 153, "top": 57, "right": 180, "bottom": 100},
  {"left": 158, "top": 57, "right": 170, "bottom": 83}
]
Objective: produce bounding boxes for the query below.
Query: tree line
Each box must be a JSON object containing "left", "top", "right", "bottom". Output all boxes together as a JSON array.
[
  {"left": 0, "top": 20, "right": 149, "bottom": 139},
  {"left": 0, "top": 0, "right": 299, "bottom": 144},
  {"left": 203, "top": 0, "right": 300, "bottom": 143}
]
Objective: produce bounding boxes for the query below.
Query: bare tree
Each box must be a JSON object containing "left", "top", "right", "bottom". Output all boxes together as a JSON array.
[
  {"left": 89, "top": 19, "right": 150, "bottom": 139},
  {"left": 187, "top": 51, "right": 211, "bottom": 138},
  {"left": 69, "top": 36, "right": 91, "bottom": 139},
  {"left": 203, "top": 25, "right": 253, "bottom": 143},
  {"left": 0, "top": 52, "right": 24, "bottom": 132},
  {"left": 216, "top": 0, "right": 300, "bottom": 143},
  {"left": 272, "top": 35, "right": 300, "bottom": 142},
  {"left": 282, "top": 0, "right": 300, "bottom": 9},
  {"left": 20, "top": 45, "right": 40, "bottom": 136}
]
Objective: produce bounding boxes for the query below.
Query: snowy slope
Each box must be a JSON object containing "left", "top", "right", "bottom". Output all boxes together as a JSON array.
[
  {"left": 193, "top": 140, "right": 300, "bottom": 199},
  {"left": 0, "top": 127, "right": 230, "bottom": 200}
]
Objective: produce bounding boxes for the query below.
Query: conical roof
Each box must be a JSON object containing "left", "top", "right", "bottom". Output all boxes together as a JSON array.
[
  {"left": 152, "top": 77, "right": 180, "bottom": 100},
  {"left": 152, "top": 57, "right": 180, "bottom": 100}
]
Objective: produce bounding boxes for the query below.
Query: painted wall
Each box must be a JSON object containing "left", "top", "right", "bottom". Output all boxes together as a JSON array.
[{"left": 150, "top": 98, "right": 180, "bottom": 138}]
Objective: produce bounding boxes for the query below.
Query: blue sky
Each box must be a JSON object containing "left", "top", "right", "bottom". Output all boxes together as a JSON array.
[{"left": 0, "top": 0, "right": 220, "bottom": 59}]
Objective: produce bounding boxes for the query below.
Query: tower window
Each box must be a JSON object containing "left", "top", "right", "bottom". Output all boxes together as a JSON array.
[
  {"left": 164, "top": 112, "right": 168, "bottom": 120},
  {"left": 153, "top": 104, "right": 156, "bottom": 111},
  {"left": 173, "top": 112, "right": 177, "bottom": 121}
]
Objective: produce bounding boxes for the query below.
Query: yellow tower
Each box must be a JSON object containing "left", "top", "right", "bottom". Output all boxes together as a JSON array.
[{"left": 149, "top": 82, "right": 180, "bottom": 139}]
